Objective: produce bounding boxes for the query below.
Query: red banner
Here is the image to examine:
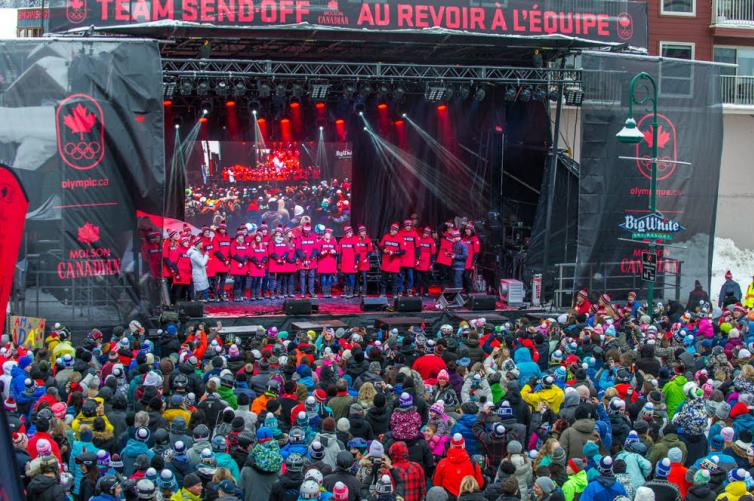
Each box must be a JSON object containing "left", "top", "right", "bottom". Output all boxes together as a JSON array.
[{"left": 0, "top": 164, "right": 29, "bottom": 320}]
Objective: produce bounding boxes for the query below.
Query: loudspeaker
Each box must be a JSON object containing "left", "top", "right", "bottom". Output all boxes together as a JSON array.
[
  {"left": 284, "top": 299, "right": 312, "bottom": 315},
  {"left": 177, "top": 301, "right": 204, "bottom": 318},
  {"left": 468, "top": 294, "right": 498, "bottom": 311},
  {"left": 361, "top": 296, "right": 389, "bottom": 312},
  {"left": 394, "top": 296, "right": 422, "bottom": 312}
]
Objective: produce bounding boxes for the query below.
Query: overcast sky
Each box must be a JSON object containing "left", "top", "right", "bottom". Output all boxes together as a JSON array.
[{"left": 0, "top": 8, "right": 17, "bottom": 37}]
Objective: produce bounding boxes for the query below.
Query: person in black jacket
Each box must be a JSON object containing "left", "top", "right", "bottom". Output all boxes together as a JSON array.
[
  {"left": 366, "top": 393, "right": 391, "bottom": 436},
  {"left": 323, "top": 451, "right": 362, "bottom": 501},
  {"left": 684, "top": 469, "right": 718, "bottom": 501},
  {"left": 348, "top": 403, "right": 374, "bottom": 440},
  {"left": 76, "top": 451, "right": 99, "bottom": 501},
  {"left": 686, "top": 280, "right": 711, "bottom": 311},
  {"left": 28, "top": 460, "right": 67, "bottom": 501},
  {"left": 270, "top": 453, "right": 306, "bottom": 501}
]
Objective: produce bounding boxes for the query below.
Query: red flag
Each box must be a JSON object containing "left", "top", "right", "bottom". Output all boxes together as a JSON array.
[{"left": 0, "top": 163, "right": 28, "bottom": 318}]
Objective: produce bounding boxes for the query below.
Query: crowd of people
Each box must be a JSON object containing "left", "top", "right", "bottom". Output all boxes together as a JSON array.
[
  {"left": 184, "top": 178, "right": 351, "bottom": 234},
  {"left": 219, "top": 141, "right": 321, "bottom": 183},
  {"left": 149, "top": 216, "right": 482, "bottom": 303},
  {"left": 4, "top": 272, "right": 754, "bottom": 501}
]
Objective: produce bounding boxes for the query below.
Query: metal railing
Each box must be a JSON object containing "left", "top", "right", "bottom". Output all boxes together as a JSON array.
[
  {"left": 721, "top": 74, "right": 754, "bottom": 105},
  {"left": 553, "top": 260, "right": 684, "bottom": 309},
  {"left": 714, "top": 0, "right": 754, "bottom": 24}
]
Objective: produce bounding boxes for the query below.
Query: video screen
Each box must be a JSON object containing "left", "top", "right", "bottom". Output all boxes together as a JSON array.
[{"left": 184, "top": 140, "right": 352, "bottom": 234}]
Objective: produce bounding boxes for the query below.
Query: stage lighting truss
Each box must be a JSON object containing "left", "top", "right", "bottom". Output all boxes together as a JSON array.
[
  {"left": 425, "top": 84, "right": 450, "bottom": 102},
  {"left": 564, "top": 85, "right": 585, "bottom": 106},
  {"left": 310, "top": 83, "right": 330, "bottom": 100}
]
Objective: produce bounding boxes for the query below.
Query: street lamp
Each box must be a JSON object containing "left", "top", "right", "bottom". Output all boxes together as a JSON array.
[{"left": 616, "top": 71, "right": 658, "bottom": 318}]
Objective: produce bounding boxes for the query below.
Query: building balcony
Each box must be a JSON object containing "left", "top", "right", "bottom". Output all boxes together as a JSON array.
[
  {"left": 712, "top": 0, "right": 754, "bottom": 33},
  {"left": 721, "top": 74, "right": 754, "bottom": 109}
]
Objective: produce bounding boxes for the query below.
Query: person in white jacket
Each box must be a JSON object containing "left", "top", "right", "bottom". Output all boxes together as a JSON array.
[{"left": 187, "top": 241, "right": 210, "bottom": 301}]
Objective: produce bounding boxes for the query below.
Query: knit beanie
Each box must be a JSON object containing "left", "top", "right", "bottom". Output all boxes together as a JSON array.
[
  {"left": 568, "top": 457, "right": 584, "bottom": 473},
  {"left": 635, "top": 486, "right": 655, "bottom": 501},
  {"left": 693, "top": 469, "right": 711, "bottom": 485},
  {"left": 668, "top": 447, "right": 683, "bottom": 464},
  {"left": 655, "top": 458, "right": 671, "bottom": 479},
  {"left": 625, "top": 430, "right": 640, "bottom": 447},
  {"left": 336, "top": 418, "right": 350, "bottom": 433},
  {"left": 597, "top": 456, "right": 614, "bottom": 475},
  {"left": 535, "top": 477, "right": 556, "bottom": 495}
]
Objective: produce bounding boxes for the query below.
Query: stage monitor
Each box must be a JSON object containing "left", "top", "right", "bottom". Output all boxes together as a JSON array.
[{"left": 184, "top": 140, "right": 352, "bottom": 235}]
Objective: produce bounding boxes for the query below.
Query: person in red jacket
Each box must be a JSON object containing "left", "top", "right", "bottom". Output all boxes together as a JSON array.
[
  {"left": 282, "top": 229, "right": 298, "bottom": 297},
  {"left": 199, "top": 226, "right": 218, "bottom": 300},
  {"left": 212, "top": 223, "right": 231, "bottom": 301},
  {"left": 574, "top": 289, "right": 591, "bottom": 316},
  {"left": 397, "top": 219, "right": 420, "bottom": 296},
  {"left": 258, "top": 224, "right": 272, "bottom": 299},
  {"left": 229, "top": 232, "right": 249, "bottom": 301},
  {"left": 379, "top": 223, "right": 405, "bottom": 298},
  {"left": 174, "top": 237, "right": 193, "bottom": 301},
  {"left": 317, "top": 228, "right": 338, "bottom": 298},
  {"left": 142, "top": 231, "right": 162, "bottom": 280},
  {"left": 435, "top": 221, "right": 456, "bottom": 286},
  {"left": 296, "top": 223, "right": 319, "bottom": 298},
  {"left": 462, "top": 224, "right": 481, "bottom": 292},
  {"left": 338, "top": 226, "right": 360, "bottom": 298},
  {"left": 355, "top": 225, "right": 374, "bottom": 297},
  {"left": 415, "top": 227, "right": 436, "bottom": 297},
  {"left": 268, "top": 228, "right": 290, "bottom": 299},
  {"left": 163, "top": 231, "right": 180, "bottom": 304},
  {"left": 433, "top": 433, "right": 484, "bottom": 497},
  {"left": 248, "top": 233, "right": 268, "bottom": 300},
  {"left": 412, "top": 343, "right": 447, "bottom": 381}
]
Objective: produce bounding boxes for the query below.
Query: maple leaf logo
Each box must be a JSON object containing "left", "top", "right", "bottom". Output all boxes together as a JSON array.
[
  {"left": 619, "top": 16, "right": 631, "bottom": 27},
  {"left": 70, "top": 0, "right": 83, "bottom": 8},
  {"left": 64, "top": 104, "right": 97, "bottom": 141},
  {"left": 77, "top": 222, "right": 100, "bottom": 245},
  {"left": 642, "top": 125, "right": 671, "bottom": 149}
]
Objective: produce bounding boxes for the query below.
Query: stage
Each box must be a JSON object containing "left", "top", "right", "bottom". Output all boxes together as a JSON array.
[{"left": 166, "top": 296, "right": 554, "bottom": 335}]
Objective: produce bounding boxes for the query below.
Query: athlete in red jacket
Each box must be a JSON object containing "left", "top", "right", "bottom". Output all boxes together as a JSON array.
[
  {"left": 229, "top": 232, "right": 249, "bottom": 301},
  {"left": 412, "top": 347, "right": 447, "bottom": 381},
  {"left": 462, "top": 224, "right": 481, "bottom": 292},
  {"left": 415, "top": 227, "right": 436, "bottom": 296},
  {"left": 268, "top": 229, "right": 290, "bottom": 299},
  {"left": 248, "top": 234, "right": 268, "bottom": 300},
  {"left": 435, "top": 222, "right": 456, "bottom": 286},
  {"left": 174, "top": 237, "right": 193, "bottom": 301},
  {"left": 397, "top": 219, "right": 420, "bottom": 296},
  {"left": 433, "top": 434, "right": 485, "bottom": 497},
  {"left": 317, "top": 229, "right": 338, "bottom": 298},
  {"left": 355, "top": 225, "right": 374, "bottom": 296},
  {"left": 212, "top": 224, "right": 231, "bottom": 300},
  {"left": 379, "top": 223, "right": 405, "bottom": 297},
  {"left": 338, "top": 226, "right": 360, "bottom": 298},
  {"left": 296, "top": 223, "right": 319, "bottom": 297}
]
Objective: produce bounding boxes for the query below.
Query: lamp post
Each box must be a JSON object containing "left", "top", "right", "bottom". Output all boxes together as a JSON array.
[{"left": 616, "top": 71, "right": 658, "bottom": 318}]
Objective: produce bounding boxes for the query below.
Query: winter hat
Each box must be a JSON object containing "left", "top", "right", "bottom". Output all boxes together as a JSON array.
[
  {"left": 535, "top": 477, "right": 556, "bottom": 495},
  {"left": 693, "top": 469, "right": 711, "bottom": 485},
  {"left": 314, "top": 388, "right": 328, "bottom": 403},
  {"left": 18, "top": 355, "right": 33, "bottom": 370},
  {"left": 367, "top": 441, "right": 385, "bottom": 458},
  {"left": 36, "top": 439, "right": 52, "bottom": 456},
  {"left": 568, "top": 457, "right": 584, "bottom": 473},
  {"left": 429, "top": 401, "right": 445, "bottom": 415},
  {"left": 4, "top": 397, "right": 16, "bottom": 411},
  {"left": 730, "top": 401, "right": 749, "bottom": 419},
  {"left": 507, "top": 440, "right": 523, "bottom": 454},
  {"left": 655, "top": 458, "right": 671, "bottom": 479},
  {"left": 492, "top": 423, "right": 507, "bottom": 439},
  {"left": 640, "top": 402, "right": 655, "bottom": 420},
  {"left": 608, "top": 398, "right": 626, "bottom": 414},
  {"left": 497, "top": 400, "right": 513, "bottom": 419},
  {"left": 437, "top": 369, "right": 449, "bottom": 381},
  {"left": 51, "top": 402, "right": 67, "bottom": 419},
  {"left": 336, "top": 418, "right": 350, "bottom": 433},
  {"left": 668, "top": 447, "right": 683, "bottom": 464},
  {"left": 597, "top": 456, "right": 614, "bottom": 475},
  {"left": 635, "top": 487, "right": 655, "bottom": 501},
  {"left": 625, "top": 430, "right": 640, "bottom": 447},
  {"left": 711, "top": 435, "right": 725, "bottom": 450},
  {"left": 309, "top": 441, "right": 325, "bottom": 460},
  {"left": 426, "top": 486, "right": 449, "bottom": 501},
  {"left": 183, "top": 473, "right": 201, "bottom": 489},
  {"left": 376, "top": 474, "right": 393, "bottom": 495},
  {"left": 583, "top": 441, "right": 600, "bottom": 459},
  {"left": 721, "top": 427, "right": 735, "bottom": 443},
  {"left": 12, "top": 432, "right": 27, "bottom": 449},
  {"left": 399, "top": 392, "right": 413, "bottom": 407},
  {"left": 728, "top": 468, "right": 750, "bottom": 483},
  {"left": 135, "top": 427, "right": 150, "bottom": 442},
  {"left": 332, "top": 481, "right": 349, "bottom": 501},
  {"left": 450, "top": 433, "right": 465, "bottom": 449}
]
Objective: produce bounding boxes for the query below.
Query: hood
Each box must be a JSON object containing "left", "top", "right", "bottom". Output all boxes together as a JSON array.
[
  {"left": 446, "top": 447, "right": 471, "bottom": 463},
  {"left": 2, "top": 361, "right": 15, "bottom": 376},
  {"left": 563, "top": 391, "right": 580, "bottom": 407},
  {"left": 513, "top": 347, "right": 532, "bottom": 364},
  {"left": 725, "top": 481, "right": 748, "bottom": 497},
  {"left": 572, "top": 418, "right": 596, "bottom": 433},
  {"left": 28, "top": 474, "right": 58, "bottom": 495},
  {"left": 595, "top": 476, "right": 618, "bottom": 488},
  {"left": 671, "top": 375, "right": 688, "bottom": 387},
  {"left": 11, "top": 365, "right": 26, "bottom": 379},
  {"left": 570, "top": 470, "right": 588, "bottom": 490},
  {"left": 506, "top": 385, "right": 523, "bottom": 405},
  {"left": 465, "top": 338, "right": 480, "bottom": 348},
  {"left": 389, "top": 441, "right": 409, "bottom": 462},
  {"left": 93, "top": 429, "right": 113, "bottom": 441},
  {"left": 367, "top": 405, "right": 388, "bottom": 418}
]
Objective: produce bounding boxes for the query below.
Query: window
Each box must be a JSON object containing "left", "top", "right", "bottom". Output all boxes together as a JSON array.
[
  {"left": 715, "top": 46, "right": 754, "bottom": 76},
  {"left": 660, "top": 42, "right": 695, "bottom": 60},
  {"left": 661, "top": 0, "right": 695, "bottom": 16}
]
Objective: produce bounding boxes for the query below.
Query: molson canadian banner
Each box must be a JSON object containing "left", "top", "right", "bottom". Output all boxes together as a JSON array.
[
  {"left": 46, "top": 0, "right": 648, "bottom": 48},
  {"left": 577, "top": 53, "right": 723, "bottom": 297}
]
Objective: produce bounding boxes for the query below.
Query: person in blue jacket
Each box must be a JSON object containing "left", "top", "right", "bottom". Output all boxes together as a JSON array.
[{"left": 513, "top": 346, "right": 542, "bottom": 387}]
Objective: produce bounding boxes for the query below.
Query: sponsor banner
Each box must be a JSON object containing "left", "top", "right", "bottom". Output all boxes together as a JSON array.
[
  {"left": 0, "top": 164, "right": 29, "bottom": 317},
  {"left": 46, "top": 0, "right": 648, "bottom": 48},
  {"left": 0, "top": 40, "right": 165, "bottom": 326},
  {"left": 577, "top": 53, "right": 722, "bottom": 297},
  {"left": 10, "top": 315, "right": 46, "bottom": 349}
]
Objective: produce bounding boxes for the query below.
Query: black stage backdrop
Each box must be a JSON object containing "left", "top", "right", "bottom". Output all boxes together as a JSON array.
[
  {"left": 576, "top": 52, "right": 722, "bottom": 302},
  {"left": 0, "top": 39, "right": 165, "bottom": 326}
]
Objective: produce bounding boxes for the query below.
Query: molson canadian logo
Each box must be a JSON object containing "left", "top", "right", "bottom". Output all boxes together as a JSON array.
[
  {"left": 56, "top": 93, "right": 105, "bottom": 170},
  {"left": 66, "top": 0, "right": 87, "bottom": 24},
  {"left": 635, "top": 112, "right": 677, "bottom": 181},
  {"left": 619, "top": 211, "right": 686, "bottom": 241}
]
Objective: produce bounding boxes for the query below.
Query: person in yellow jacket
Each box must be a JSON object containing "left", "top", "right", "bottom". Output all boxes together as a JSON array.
[
  {"left": 162, "top": 394, "right": 192, "bottom": 426},
  {"left": 521, "top": 374, "right": 565, "bottom": 413},
  {"left": 715, "top": 468, "right": 750, "bottom": 501},
  {"left": 170, "top": 473, "right": 203, "bottom": 501},
  {"left": 71, "top": 397, "right": 114, "bottom": 439},
  {"left": 744, "top": 274, "right": 754, "bottom": 309}
]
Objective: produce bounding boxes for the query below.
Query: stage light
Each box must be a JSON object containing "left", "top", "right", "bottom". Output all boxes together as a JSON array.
[
  {"left": 290, "top": 101, "right": 301, "bottom": 109},
  {"left": 175, "top": 124, "right": 180, "bottom": 129},
  {"left": 335, "top": 119, "right": 345, "bottom": 125},
  {"left": 401, "top": 113, "right": 407, "bottom": 118},
  {"left": 548, "top": 91, "right": 560, "bottom": 102},
  {"left": 233, "top": 80, "right": 247, "bottom": 98},
  {"left": 344, "top": 84, "right": 356, "bottom": 98},
  {"left": 377, "top": 84, "right": 390, "bottom": 96},
  {"left": 281, "top": 118, "right": 290, "bottom": 124},
  {"left": 257, "top": 118, "right": 266, "bottom": 124},
  {"left": 163, "top": 99, "right": 173, "bottom": 106},
  {"left": 394, "top": 119, "right": 404, "bottom": 126},
  {"left": 163, "top": 81, "right": 176, "bottom": 99},
  {"left": 311, "top": 83, "right": 330, "bottom": 100},
  {"left": 275, "top": 84, "right": 287, "bottom": 98},
  {"left": 199, "top": 117, "right": 208, "bottom": 123},
  {"left": 196, "top": 79, "right": 210, "bottom": 96},
  {"left": 258, "top": 83, "right": 272, "bottom": 98},
  {"left": 319, "top": 126, "right": 324, "bottom": 131},
  {"left": 179, "top": 78, "right": 193, "bottom": 95},
  {"left": 292, "top": 84, "right": 304, "bottom": 99},
  {"left": 134, "top": 115, "right": 145, "bottom": 122},
  {"left": 315, "top": 102, "right": 326, "bottom": 110},
  {"left": 393, "top": 86, "right": 406, "bottom": 100},
  {"left": 226, "top": 100, "right": 236, "bottom": 107},
  {"left": 458, "top": 85, "right": 471, "bottom": 101},
  {"left": 215, "top": 80, "right": 229, "bottom": 98},
  {"left": 519, "top": 87, "right": 532, "bottom": 102},
  {"left": 202, "top": 108, "right": 209, "bottom": 115},
  {"left": 425, "top": 84, "right": 449, "bottom": 102},
  {"left": 436, "top": 104, "right": 447, "bottom": 111},
  {"left": 474, "top": 86, "right": 487, "bottom": 102},
  {"left": 534, "top": 88, "right": 547, "bottom": 102},
  {"left": 504, "top": 87, "right": 517, "bottom": 102},
  {"left": 377, "top": 103, "right": 388, "bottom": 110},
  {"left": 252, "top": 109, "right": 257, "bottom": 115},
  {"left": 360, "top": 84, "right": 374, "bottom": 97},
  {"left": 564, "top": 86, "right": 585, "bottom": 106},
  {"left": 358, "top": 111, "right": 364, "bottom": 117},
  {"left": 363, "top": 126, "right": 368, "bottom": 131}
]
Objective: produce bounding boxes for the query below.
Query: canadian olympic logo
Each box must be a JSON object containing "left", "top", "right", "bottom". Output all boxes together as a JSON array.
[
  {"left": 634, "top": 112, "right": 677, "bottom": 181},
  {"left": 56, "top": 93, "right": 105, "bottom": 171}
]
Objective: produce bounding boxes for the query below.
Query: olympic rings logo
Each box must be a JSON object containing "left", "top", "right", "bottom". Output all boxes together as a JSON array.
[{"left": 63, "top": 141, "right": 101, "bottom": 160}]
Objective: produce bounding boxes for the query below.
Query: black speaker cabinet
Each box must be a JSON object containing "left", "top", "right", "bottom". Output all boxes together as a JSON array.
[
  {"left": 360, "top": 296, "right": 389, "bottom": 312},
  {"left": 468, "top": 294, "right": 498, "bottom": 311},
  {"left": 284, "top": 299, "right": 313, "bottom": 315},
  {"left": 394, "top": 296, "right": 423, "bottom": 312},
  {"left": 177, "top": 301, "right": 204, "bottom": 318}
]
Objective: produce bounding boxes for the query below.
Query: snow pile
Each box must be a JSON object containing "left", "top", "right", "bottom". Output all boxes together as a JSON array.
[{"left": 711, "top": 237, "right": 754, "bottom": 304}]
